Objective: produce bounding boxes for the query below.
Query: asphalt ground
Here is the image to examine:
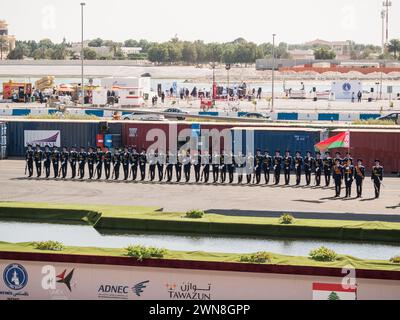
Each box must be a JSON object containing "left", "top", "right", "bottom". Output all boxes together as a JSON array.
[{"left": 0, "top": 160, "right": 399, "bottom": 220}]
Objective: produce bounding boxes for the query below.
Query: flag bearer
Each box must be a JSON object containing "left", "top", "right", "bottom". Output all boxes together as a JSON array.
[
  {"left": 34, "top": 144, "right": 43, "bottom": 178},
  {"left": 60, "top": 146, "right": 69, "bottom": 179},
  {"left": 344, "top": 159, "right": 355, "bottom": 198},
  {"left": 354, "top": 159, "right": 366, "bottom": 198},
  {"left": 314, "top": 152, "right": 324, "bottom": 187},
  {"left": 371, "top": 160, "right": 384, "bottom": 199},
  {"left": 323, "top": 151, "right": 333, "bottom": 187},
  {"left": 25, "top": 144, "right": 34, "bottom": 178},
  {"left": 333, "top": 158, "right": 344, "bottom": 197}
]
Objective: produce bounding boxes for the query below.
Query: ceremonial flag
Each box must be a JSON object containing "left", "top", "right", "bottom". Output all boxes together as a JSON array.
[
  {"left": 315, "top": 131, "right": 350, "bottom": 152},
  {"left": 313, "top": 283, "right": 357, "bottom": 300}
]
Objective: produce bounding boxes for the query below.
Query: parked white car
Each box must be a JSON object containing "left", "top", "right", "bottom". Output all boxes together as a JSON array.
[{"left": 123, "top": 112, "right": 166, "bottom": 121}]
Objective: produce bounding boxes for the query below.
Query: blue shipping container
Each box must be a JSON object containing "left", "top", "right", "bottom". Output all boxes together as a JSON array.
[
  {"left": 6, "top": 120, "right": 100, "bottom": 157},
  {"left": 232, "top": 128, "right": 323, "bottom": 156}
]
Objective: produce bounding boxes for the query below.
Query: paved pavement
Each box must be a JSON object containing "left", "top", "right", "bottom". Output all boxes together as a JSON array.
[{"left": 0, "top": 160, "right": 399, "bottom": 220}]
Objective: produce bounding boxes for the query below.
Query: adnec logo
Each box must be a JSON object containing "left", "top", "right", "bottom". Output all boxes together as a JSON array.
[
  {"left": 342, "top": 83, "right": 352, "bottom": 92},
  {"left": 3, "top": 263, "right": 28, "bottom": 291}
]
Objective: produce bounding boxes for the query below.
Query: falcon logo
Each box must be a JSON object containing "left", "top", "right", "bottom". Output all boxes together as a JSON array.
[
  {"left": 132, "top": 280, "right": 150, "bottom": 297},
  {"left": 57, "top": 269, "right": 75, "bottom": 292}
]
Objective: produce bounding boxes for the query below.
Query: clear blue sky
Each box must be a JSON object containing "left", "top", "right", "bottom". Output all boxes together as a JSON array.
[{"left": 1, "top": 0, "right": 398, "bottom": 45}]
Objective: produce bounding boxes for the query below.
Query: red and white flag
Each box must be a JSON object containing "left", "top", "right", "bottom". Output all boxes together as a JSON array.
[{"left": 313, "top": 283, "right": 357, "bottom": 300}]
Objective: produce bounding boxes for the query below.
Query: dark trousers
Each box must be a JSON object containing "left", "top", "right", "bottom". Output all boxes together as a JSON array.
[
  {"left": 104, "top": 163, "right": 111, "bottom": 180},
  {"left": 334, "top": 178, "right": 342, "bottom": 197},
  {"left": 27, "top": 161, "right": 34, "bottom": 177},
  {"left": 305, "top": 169, "right": 312, "bottom": 185},
  {"left": 263, "top": 168, "right": 270, "bottom": 184},
  {"left": 220, "top": 166, "right": 227, "bottom": 183},
  {"left": 149, "top": 165, "right": 156, "bottom": 181},
  {"left": 345, "top": 179, "right": 353, "bottom": 197},
  {"left": 139, "top": 164, "right": 146, "bottom": 181},
  {"left": 113, "top": 164, "right": 121, "bottom": 180},
  {"left": 228, "top": 167, "right": 234, "bottom": 183},
  {"left": 373, "top": 178, "right": 381, "bottom": 198},
  {"left": 175, "top": 165, "right": 182, "bottom": 182},
  {"left": 35, "top": 161, "right": 42, "bottom": 177},
  {"left": 88, "top": 164, "right": 94, "bottom": 179},
  {"left": 274, "top": 168, "right": 281, "bottom": 185},
  {"left": 284, "top": 168, "right": 291, "bottom": 185},
  {"left": 123, "top": 164, "right": 130, "bottom": 180},
  {"left": 255, "top": 168, "right": 262, "bottom": 184},
  {"left": 356, "top": 179, "right": 363, "bottom": 198},
  {"left": 96, "top": 162, "right": 103, "bottom": 180},
  {"left": 52, "top": 162, "right": 59, "bottom": 178},
  {"left": 194, "top": 165, "right": 201, "bottom": 182},
  {"left": 324, "top": 169, "right": 331, "bottom": 186},
  {"left": 166, "top": 165, "right": 174, "bottom": 182},
  {"left": 315, "top": 169, "right": 322, "bottom": 186},
  {"left": 70, "top": 162, "right": 77, "bottom": 179},
  {"left": 212, "top": 165, "right": 219, "bottom": 183},
  {"left": 246, "top": 173, "right": 252, "bottom": 184},
  {"left": 61, "top": 163, "right": 68, "bottom": 179},
  {"left": 157, "top": 165, "right": 164, "bottom": 181},
  {"left": 131, "top": 164, "right": 138, "bottom": 181},
  {"left": 295, "top": 168, "right": 302, "bottom": 185},
  {"left": 79, "top": 163, "right": 85, "bottom": 179},
  {"left": 184, "top": 165, "right": 191, "bottom": 182},
  {"left": 202, "top": 166, "right": 210, "bottom": 183}
]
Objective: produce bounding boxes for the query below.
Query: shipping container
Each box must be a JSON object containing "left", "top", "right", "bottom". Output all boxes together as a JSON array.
[
  {"left": 5, "top": 119, "right": 101, "bottom": 157},
  {"left": 0, "top": 122, "right": 7, "bottom": 160},
  {"left": 231, "top": 127, "right": 325, "bottom": 156},
  {"left": 0, "top": 146, "right": 6, "bottom": 160},
  {"left": 331, "top": 129, "right": 400, "bottom": 174}
]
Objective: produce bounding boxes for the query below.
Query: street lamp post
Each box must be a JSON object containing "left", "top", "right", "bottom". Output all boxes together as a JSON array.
[
  {"left": 271, "top": 34, "right": 276, "bottom": 113},
  {"left": 225, "top": 63, "right": 231, "bottom": 105},
  {"left": 80, "top": 2, "right": 86, "bottom": 107}
]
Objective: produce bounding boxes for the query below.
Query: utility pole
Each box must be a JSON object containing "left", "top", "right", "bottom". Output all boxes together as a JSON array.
[
  {"left": 383, "top": 0, "right": 392, "bottom": 52},
  {"left": 381, "top": 10, "right": 386, "bottom": 54},
  {"left": 225, "top": 63, "right": 231, "bottom": 106},
  {"left": 271, "top": 34, "right": 276, "bottom": 113},
  {"left": 81, "top": 2, "right": 86, "bottom": 107}
]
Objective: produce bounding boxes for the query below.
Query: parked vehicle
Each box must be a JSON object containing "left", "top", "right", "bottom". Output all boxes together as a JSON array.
[
  {"left": 377, "top": 113, "right": 400, "bottom": 124},
  {"left": 123, "top": 113, "right": 166, "bottom": 121},
  {"left": 163, "top": 108, "right": 189, "bottom": 121},
  {"left": 244, "top": 112, "right": 270, "bottom": 120}
]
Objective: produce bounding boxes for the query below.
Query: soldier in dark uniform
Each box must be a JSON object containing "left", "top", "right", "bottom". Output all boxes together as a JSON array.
[
  {"left": 122, "top": 147, "right": 131, "bottom": 181},
  {"left": 343, "top": 159, "right": 355, "bottom": 198},
  {"left": 95, "top": 147, "right": 104, "bottom": 180},
  {"left": 166, "top": 151, "right": 174, "bottom": 183},
  {"left": 129, "top": 147, "right": 139, "bottom": 181},
  {"left": 371, "top": 160, "right": 384, "bottom": 199},
  {"left": 220, "top": 151, "right": 227, "bottom": 183},
  {"left": 314, "top": 152, "right": 324, "bottom": 187},
  {"left": 78, "top": 147, "right": 87, "bottom": 179},
  {"left": 34, "top": 144, "right": 43, "bottom": 178},
  {"left": 227, "top": 152, "right": 235, "bottom": 184},
  {"left": 323, "top": 151, "right": 333, "bottom": 187},
  {"left": 157, "top": 150, "right": 166, "bottom": 182},
  {"left": 354, "top": 159, "right": 366, "bottom": 198},
  {"left": 304, "top": 151, "right": 314, "bottom": 186},
  {"left": 175, "top": 151, "right": 183, "bottom": 183},
  {"left": 262, "top": 150, "right": 272, "bottom": 184},
  {"left": 201, "top": 151, "right": 211, "bottom": 183},
  {"left": 344, "top": 152, "right": 353, "bottom": 166},
  {"left": 183, "top": 150, "right": 192, "bottom": 183},
  {"left": 254, "top": 150, "right": 264, "bottom": 184},
  {"left": 273, "top": 150, "right": 282, "bottom": 185},
  {"left": 43, "top": 145, "right": 52, "bottom": 179},
  {"left": 212, "top": 151, "right": 220, "bottom": 183},
  {"left": 87, "top": 147, "right": 96, "bottom": 180},
  {"left": 236, "top": 152, "right": 246, "bottom": 184},
  {"left": 283, "top": 150, "right": 292, "bottom": 185},
  {"left": 51, "top": 147, "right": 61, "bottom": 179},
  {"left": 333, "top": 158, "right": 344, "bottom": 197},
  {"left": 294, "top": 151, "right": 303, "bottom": 186},
  {"left": 103, "top": 147, "right": 112, "bottom": 180},
  {"left": 60, "top": 146, "right": 69, "bottom": 179},
  {"left": 148, "top": 150, "right": 157, "bottom": 181},
  {"left": 246, "top": 152, "right": 254, "bottom": 184},
  {"left": 334, "top": 152, "right": 343, "bottom": 165},
  {"left": 112, "top": 148, "right": 121, "bottom": 180},
  {"left": 193, "top": 150, "right": 202, "bottom": 183},
  {"left": 69, "top": 146, "right": 78, "bottom": 179},
  {"left": 25, "top": 144, "right": 34, "bottom": 178},
  {"left": 139, "top": 149, "right": 147, "bottom": 181}
]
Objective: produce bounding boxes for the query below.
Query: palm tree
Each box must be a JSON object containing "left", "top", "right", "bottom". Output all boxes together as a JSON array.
[
  {"left": 0, "top": 36, "right": 9, "bottom": 60},
  {"left": 388, "top": 39, "right": 400, "bottom": 59}
]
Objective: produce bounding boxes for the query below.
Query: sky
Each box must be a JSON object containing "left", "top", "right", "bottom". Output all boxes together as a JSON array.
[{"left": 1, "top": 0, "right": 399, "bottom": 45}]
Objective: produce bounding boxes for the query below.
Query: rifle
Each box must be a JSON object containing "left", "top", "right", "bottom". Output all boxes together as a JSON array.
[
  {"left": 25, "top": 161, "right": 28, "bottom": 176},
  {"left": 111, "top": 163, "right": 116, "bottom": 180},
  {"left": 252, "top": 166, "right": 258, "bottom": 184}
]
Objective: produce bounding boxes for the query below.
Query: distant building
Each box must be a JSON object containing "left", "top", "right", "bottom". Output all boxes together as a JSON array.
[
  {"left": 305, "top": 39, "right": 352, "bottom": 60},
  {"left": 70, "top": 42, "right": 111, "bottom": 58},
  {"left": 287, "top": 49, "right": 315, "bottom": 60},
  {"left": 121, "top": 47, "right": 142, "bottom": 56},
  {"left": 0, "top": 20, "right": 16, "bottom": 60}
]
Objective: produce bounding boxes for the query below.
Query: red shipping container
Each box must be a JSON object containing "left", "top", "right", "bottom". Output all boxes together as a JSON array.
[{"left": 96, "top": 134, "right": 104, "bottom": 148}]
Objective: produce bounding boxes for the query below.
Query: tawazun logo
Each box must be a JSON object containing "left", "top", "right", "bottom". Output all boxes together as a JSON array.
[{"left": 3, "top": 264, "right": 28, "bottom": 291}]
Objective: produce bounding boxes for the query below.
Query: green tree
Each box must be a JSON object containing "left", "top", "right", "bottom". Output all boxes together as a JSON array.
[
  {"left": 314, "top": 47, "right": 336, "bottom": 60},
  {"left": 148, "top": 43, "right": 169, "bottom": 64},
  {"left": 182, "top": 42, "right": 197, "bottom": 64},
  {"left": 83, "top": 47, "right": 97, "bottom": 60},
  {"left": 124, "top": 39, "right": 139, "bottom": 47},
  {"left": 222, "top": 44, "right": 236, "bottom": 64},
  {"left": 328, "top": 292, "right": 340, "bottom": 301},
  {"left": 166, "top": 42, "right": 182, "bottom": 63},
  {"left": 194, "top": 40, "right": 207, "bottom": 63},
  {"left": 88, "top": 38, "right": 104, "bottom": 47},
  {"left": 7, "top": 43, "right": 26, "bottom": 60},
  {"left": 0, "top": 36, "right": 9, "bottom": 60},
  {"left": 388, "top": 39, "right": 400, "bottom": 59},
  {"left": 38, "top": 38, "right": 54, "bottom": 49}
]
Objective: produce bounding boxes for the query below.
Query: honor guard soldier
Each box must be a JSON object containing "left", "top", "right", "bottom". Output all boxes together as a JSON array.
[
  {"left": 254, "top": 150, "right": 264, "bottom": 184},
  {"left": 43, "top": 145, "right": 52, "bottom": 179},
  {"left": 157, "top": 150, "right": 166, "bottom": 182},
  {"left": 294, "top": 151, "right": 303, "bottom": 186},
  {"left": 212, "top": 151, "right": 220, "bottom": 183},
  {"left": 236, "top": 152, "right": 246, "bottom": 184},
  {"left": 122, "top": 146, "right": 131, "bottom": 181},
  {"left": 283, "top": 150, "right": 293, "bottom": 185},
  {"left": 343, "top": 159, "right": 355, "bottom": 198},
  {"left": 87, "top": 147, "right": 96, "bottom": 179},
  {"left": 334, "top": 152, "right": 343, "bottom": 165},
  {"left": 139, "top": 149, "right": 147, "bottom": 181},
  {"left": 314, "top": 152, "right": 324, "bottom": 187},
  {"left": 112, "top": 148, "right": 122, "bottom": 180},
  {"left": 95, "top": 147, "right": 104, "bottom": 180},
  {"left": 200, "top": 151, "right": 211, "bottom": 183},
  {"left": 227, "top": 152, "right": 235, "bottom": 184},
  {"left": 69, "top": 146, "right": 78, "bottom": 179},
  {"left": 371, "top": 160, "right": 384, "bottom": 199},
  {"left": 220, "top": 151, "right": 227, "bottom": 183},
  {"left": 304, "top": 151, "right": 314, "bottom": 186},
  {"left": 262, "top": 151, "right": 272, "bottom": 184},
  {"left": 34, "top": 144, "right": 43, "bottom": 177},
  {"left": 344, "top": 152, "right": 353, "bottom": 165},
  {"left": 166, "top": 151, "right": 175, "bottom": 183},
  {"left": 25, "top": 144, "right": 34, "bottom": 178},
  {"left": 273, "top": 150, "right": 282, "bottom": 185},
  {"left": 183, "top": 150, "right": 192, "bottom": 183},
  {"left": 148, "top": 150, "right": 157, "bottom": 181},
  {"left": 103, "top": 147, "right": 112, "bottom": 180},
  {"left": 323, "top": 151, "right": 333, "bottom": 186},
  {"left": 193, "top": 150, "right": 202, "bottom": 183},
  {"left": 175, "top": 151, "right": 183, "bottom": 182},
  {"left": 354, "top": 159, "right": 366, "bottom": 198},
  {"left": 129, "top": 147, "right": 139, "bottom": 181},
  {"left": 60, "top": 146, "right": 69, "bottom": 179},
  {"left": 333, "top": 158, "right": 344, "bottom": 197},
  {"left": 246, "top": 152, "right": 254, "bottom": 184},
  {"left": 78, "top": 147, "right": 87, "bottom": 179},
  {"left": 51, "top": 146, "right": 61, "bottom": 179}
]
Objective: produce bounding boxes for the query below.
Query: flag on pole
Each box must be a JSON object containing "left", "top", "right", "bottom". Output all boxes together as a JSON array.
[{"left": 315, "top": 131, "right": 350, "bottom": 152}]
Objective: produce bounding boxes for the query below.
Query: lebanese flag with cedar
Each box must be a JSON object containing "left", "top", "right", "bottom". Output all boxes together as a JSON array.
[
  {"left": 315, "top": 131, "right": 350, "bottom": 152},
  {"left": 312, "top": 283, "right": 357, "bottom": 300}
]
